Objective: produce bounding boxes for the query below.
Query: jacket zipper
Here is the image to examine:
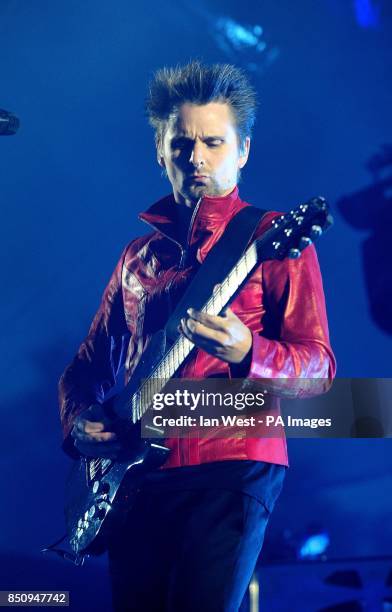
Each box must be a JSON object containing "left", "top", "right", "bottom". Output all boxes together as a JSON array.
[
  {"left": 140, "top": 197, "right": 202, "bottom": 308},
  {"left": 140, "top": 197, "right": 202, "bottom": 268},
  {"left": 164, "top": 197, "right": 202, "bottom": 311},
  {"left": 182, "top": 196, "right": 202, "bottom": 269}
]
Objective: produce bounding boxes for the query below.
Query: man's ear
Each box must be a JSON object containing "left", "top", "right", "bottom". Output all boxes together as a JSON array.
[
  {"left": 238, "top": 137, "right": 250, "bottom": 169},
  {"left": 157, "top": 145, "right": 168, "bottom": 178},
  {"left": 157, "top": 153, "right": 165, "bottom": 168},
  {"left": 156, "top": 135, "right": 165, "bottom": 168}
]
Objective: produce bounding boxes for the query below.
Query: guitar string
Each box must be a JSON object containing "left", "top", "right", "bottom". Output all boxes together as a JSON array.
[{"left": 129, "top": 243, "right": 258, "bottom": 424}]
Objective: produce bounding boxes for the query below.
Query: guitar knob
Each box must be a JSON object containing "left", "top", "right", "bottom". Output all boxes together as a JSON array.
[
  {"left": 272, "top": 215, "right": 285, "bottom": 228},
  {"left": 310, "top": 225, "right": 322, "bottom": 238},
  {"left": 92, "top": 480, "right": 110, "bottom": 495},
  {"left": 288, "top": 248, "right": 301, "bottom": 259},
  {"left": 96, "top": 505, "right": 107, "bottom": 520},
  {"left": 88, "top": 505, "right": 97, "bottom": 519},
  {"left": 299, "top": 236, "right": 312, "bottom": 249}
]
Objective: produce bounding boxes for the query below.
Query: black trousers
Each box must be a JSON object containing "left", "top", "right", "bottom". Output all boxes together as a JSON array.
[{"left": 108, "top": 487, "right": 271, "bottom": 612}]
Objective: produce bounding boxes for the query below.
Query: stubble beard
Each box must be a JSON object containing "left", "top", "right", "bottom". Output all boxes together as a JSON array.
[{"left": 182, "top": 176, "right": 224, "bottom": 202}]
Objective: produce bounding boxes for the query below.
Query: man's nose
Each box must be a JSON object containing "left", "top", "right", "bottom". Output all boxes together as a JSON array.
[{"left": 189, "top": 142, "right": 204, "bottom": 168}]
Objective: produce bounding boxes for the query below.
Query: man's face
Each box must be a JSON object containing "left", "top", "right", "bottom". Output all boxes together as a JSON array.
[{"left": 158, "top": 102, "right": 250, "bottom": 206}]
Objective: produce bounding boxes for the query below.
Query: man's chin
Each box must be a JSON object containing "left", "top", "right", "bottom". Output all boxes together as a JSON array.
[
  {"left": 183, "top": 183, "right": 220, "bottom": 200},
  {"left": 190, "top": 184, "right": 209, "bottom": 196}
]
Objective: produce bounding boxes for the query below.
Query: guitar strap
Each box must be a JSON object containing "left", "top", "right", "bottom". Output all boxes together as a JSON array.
[{"left": 164, "top": 204, "right": 268, "bottom": 342}]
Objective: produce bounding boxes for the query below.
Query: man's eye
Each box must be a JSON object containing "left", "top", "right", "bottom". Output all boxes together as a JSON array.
[
  {"left": 206, "top": 140, "right": 223, "bottom": 147},
  {"left": 171, "top": 139, "right": 188, "bottom": 149}
]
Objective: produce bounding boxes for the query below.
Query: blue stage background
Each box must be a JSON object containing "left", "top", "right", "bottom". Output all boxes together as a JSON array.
[{"left": 1, "top": 1, "right": 391, "bottom": 609}]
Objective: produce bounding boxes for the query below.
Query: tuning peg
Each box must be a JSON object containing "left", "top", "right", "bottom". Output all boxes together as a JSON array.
[
  {"left": 272, "top": 215, "right": 285, "bottom": 228},
  {"left": 299, "top": 236, "right": 312, "bottom": 249},
  {"left": 288, "top": 248, "right": 301, "bottom": 259},
  {"left": 313, "top": 196, "right": 326, "bottom": 205},
  {"left": 310, "top": 225, "right": 323, "bottom": 238}
]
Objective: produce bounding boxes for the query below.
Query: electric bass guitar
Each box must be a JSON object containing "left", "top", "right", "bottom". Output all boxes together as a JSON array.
[{"left": 64, "top": 196, "right": 333, "bottom": 563}]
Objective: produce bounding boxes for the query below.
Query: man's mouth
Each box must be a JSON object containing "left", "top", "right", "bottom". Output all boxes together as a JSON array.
[{"left": 188, "top": 174, "right": 209, "bottom": 181}]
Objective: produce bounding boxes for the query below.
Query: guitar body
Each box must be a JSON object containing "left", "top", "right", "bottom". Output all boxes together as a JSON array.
[
  {"left": 64, "top": 329, "right": 171, "bottom": 558},
  {"left": 65, "top": 437, "right": 170, "bottom": 557}
]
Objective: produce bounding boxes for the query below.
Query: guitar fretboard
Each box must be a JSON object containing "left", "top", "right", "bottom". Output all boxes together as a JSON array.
[{"left": 129, "top": 241, "right": 259, "bottom": 423}]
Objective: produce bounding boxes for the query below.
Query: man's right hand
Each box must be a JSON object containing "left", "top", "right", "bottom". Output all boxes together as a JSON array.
[{"left": 71, "top": 403, "right": 123, "bottom": 459}]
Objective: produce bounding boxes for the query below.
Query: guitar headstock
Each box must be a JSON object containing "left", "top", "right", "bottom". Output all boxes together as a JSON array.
[{"left": 258, "top": 196, "right": 333, "bottom": 262}]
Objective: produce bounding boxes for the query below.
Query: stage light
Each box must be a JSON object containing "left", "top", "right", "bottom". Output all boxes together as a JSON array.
[
  {"left": 298, "top": 531, "right": 330, "bottom": 559},
  {"left": 215, "top": 18, "right": 265, "bottom": 52},
  {"left": 354, "top": 0, "right": 380, "bottom": 29},
  {"left": 212, "top": 16, "right": 279, "bottom": 73},
  {"left": 182, "top": 2, "right": 280, "bottom": 74}
]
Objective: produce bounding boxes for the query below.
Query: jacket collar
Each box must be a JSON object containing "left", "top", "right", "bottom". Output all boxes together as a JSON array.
[{"left": 138, "top": 186, "right": 243, "bottom": 248}]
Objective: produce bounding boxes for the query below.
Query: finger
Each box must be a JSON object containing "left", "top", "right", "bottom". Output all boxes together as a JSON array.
[
  {"left": 77, "top": 432, "right": 117, "bottom": 443},
  {"left": 74, "top": 421, "right": 104, "bottom": 437},
  {"left": 179, "top": 318, "right": 193, "bottom": 342},
  {"left": 186, "top": 308, "right": 227, "bottom": 332},
  {"left": 180, "top": 317, "right": 196, "bottom": 344},
  {"left": 180, "top": 319, "right": 229, "bottom": 359},
  {"left": 84, "top": 420, "right": 106, "bottom": 433},
  {"left": 84, "top": 429, "right": 116, "bottom": 441},
  {"left": 182, "top": 316, "right": 227, "bottom": 344},
  {"left": 71, "top": 427, "right": 118, "bottom": 443},
  {"left": 88, "top": 430, "right": 117, "bottom": 442},
  {"left": 180, "top": 319, "right": 226, "bottom": 358}
]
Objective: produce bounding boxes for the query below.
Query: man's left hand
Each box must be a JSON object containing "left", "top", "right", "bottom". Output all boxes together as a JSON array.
[{"left": 180, "top": 307, "right": 253, "bottom": 364}]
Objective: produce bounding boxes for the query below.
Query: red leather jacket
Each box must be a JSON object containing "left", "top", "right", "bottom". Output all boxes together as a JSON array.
[{"left": 59, "top": 186, "right": 336, "bottom": 466}]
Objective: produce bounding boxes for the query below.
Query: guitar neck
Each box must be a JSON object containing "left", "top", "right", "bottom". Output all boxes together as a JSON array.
[{"left": 129, "top": 241, "right": 259, "bottom": 424}]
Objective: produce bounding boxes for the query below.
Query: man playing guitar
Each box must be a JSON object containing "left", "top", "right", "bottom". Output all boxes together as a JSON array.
[{"left": 59, "top": 60, "right": 336, "bottom": 611}]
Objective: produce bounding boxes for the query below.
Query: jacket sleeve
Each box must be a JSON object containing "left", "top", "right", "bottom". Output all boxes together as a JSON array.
[
  {"left": 59, "top": 245, "right": 131, "bottom": 458},
  {"left": 245, "top": 219, "right": 337, "bottom": 398}
]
